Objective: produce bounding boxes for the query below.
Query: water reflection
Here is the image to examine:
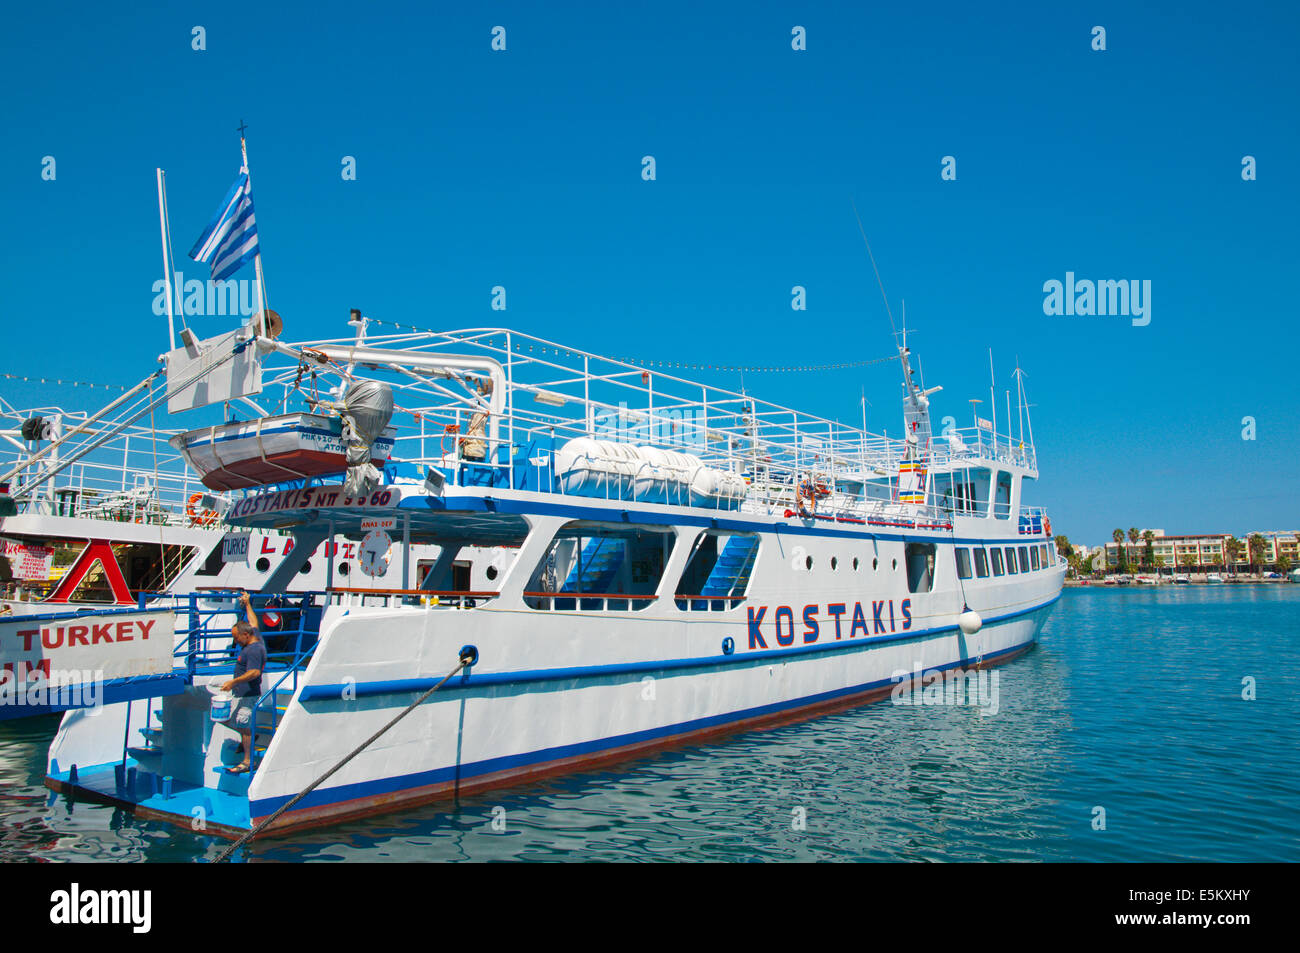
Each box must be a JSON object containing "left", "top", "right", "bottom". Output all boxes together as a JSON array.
[{"left": 2, "top": 587, "right": 1297, "bottom": 862}]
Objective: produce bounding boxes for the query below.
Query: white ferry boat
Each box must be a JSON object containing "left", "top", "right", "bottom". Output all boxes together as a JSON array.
[{"left": 38, "top": 320, "right": 1064, "bottom": 838}]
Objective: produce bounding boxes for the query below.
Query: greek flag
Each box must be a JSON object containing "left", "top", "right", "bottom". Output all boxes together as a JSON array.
[{"left": 189, "top": 169, "right": 259, "bottom": 282}]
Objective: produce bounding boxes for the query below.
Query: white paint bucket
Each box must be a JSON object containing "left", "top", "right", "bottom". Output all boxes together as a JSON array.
[{"left": 209, "top": 690, "right": 233, "bottom": 722}]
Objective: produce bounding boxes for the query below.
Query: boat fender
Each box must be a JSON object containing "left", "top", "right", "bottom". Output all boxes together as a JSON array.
[{"left": 958, "top": 607, "right": 983, "bottom": 636}]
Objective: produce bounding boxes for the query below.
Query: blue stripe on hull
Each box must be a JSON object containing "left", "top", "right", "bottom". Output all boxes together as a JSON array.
[
  {"left": 299, "top": 593, "right": 1062, "bottom": 701},
  {"left": 253, "top": 616, "right": 1049, "bottom": 822}
]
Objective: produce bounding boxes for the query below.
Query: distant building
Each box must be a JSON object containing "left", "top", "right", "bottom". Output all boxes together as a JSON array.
[{"left": 1096, "top": 530, "right": 1298, "bottom": 571}]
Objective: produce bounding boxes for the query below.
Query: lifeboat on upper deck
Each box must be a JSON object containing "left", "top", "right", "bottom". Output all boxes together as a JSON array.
[{"left": 170, "top": 413, "right": 398, "bottom": 491}]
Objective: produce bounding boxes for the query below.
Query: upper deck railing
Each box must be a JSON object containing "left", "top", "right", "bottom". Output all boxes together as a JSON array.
[
  {"left": 236, "top": 325, "right": 1042, "bottom": 525},
  {"left": 0, "top": 394, "right": 208, "bottom": 528},
  {"left": 2, "top": 325, "right": 1043, "bottom": 533}
]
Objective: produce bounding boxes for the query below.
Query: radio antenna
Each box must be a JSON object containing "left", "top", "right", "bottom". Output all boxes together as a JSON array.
[{"left": 850, "top": 197, "right": 899, "bottom": 344}]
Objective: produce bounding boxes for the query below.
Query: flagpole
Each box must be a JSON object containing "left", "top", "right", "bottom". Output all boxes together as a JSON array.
[
  {"left": 239, "top": 123, "right": 269, "bottom": 323},
  {"left": 156, "top": 169, "right": 178, "bottom": 350}
]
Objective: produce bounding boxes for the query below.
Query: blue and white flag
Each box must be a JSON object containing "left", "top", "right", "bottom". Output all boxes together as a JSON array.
[{"left": 189, "top": 169, "right": 259, "bottom": 282}]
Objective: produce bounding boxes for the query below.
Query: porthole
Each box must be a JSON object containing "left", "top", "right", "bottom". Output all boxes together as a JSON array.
[
  {"left": 338, "top": 562, "right": 350, "bottom": 577},
  {"left": 486, "top": 565, "right": 499, "bottom": 581},
  {"left": 255, "top": 557, "right": 270, "bottom": 572},
  {"left": 831, "top": 557, "right": 838, "bottom": 571},
  {"left": 299, "top": 560, "right": 312, "bottom": 575},
  {"left": 872, "top": 557, "right": 878, "bottom": 571},
  {"left": 805, "top": 555, "right": 813, "bottom": 571},
  {"left": 892, "top": 558, "right": 897, "bottom": 571},
  {"left": 853, "top": 557, "right": 860, "bottom": 571}
]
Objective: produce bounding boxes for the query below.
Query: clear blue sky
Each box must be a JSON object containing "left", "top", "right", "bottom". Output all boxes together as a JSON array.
[{"left": 3, "top": 1, "right": 1297, "bottom": 545}]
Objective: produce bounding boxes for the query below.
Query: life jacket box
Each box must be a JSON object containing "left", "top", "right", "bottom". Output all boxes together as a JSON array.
[{"left": 554, "top": 438, "right": 745, "bottom": 509}]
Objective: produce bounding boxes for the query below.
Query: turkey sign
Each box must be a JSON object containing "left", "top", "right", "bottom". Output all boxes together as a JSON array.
[{"left": 1, "top": 610, "right": 175, "bottom": 690}]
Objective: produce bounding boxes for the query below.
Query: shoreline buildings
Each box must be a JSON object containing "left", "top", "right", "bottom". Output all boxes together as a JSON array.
[{"left": 1094, "top": 529, "right": 1298, "bottom": 572}]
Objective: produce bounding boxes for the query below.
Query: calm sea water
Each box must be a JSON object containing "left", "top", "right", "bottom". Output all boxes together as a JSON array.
[{"left": 2, "top": 586, "right": 1297, "bottom": 862}]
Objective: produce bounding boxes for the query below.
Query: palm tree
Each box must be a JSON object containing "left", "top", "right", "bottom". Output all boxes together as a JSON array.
[
  {"left": 1112, "top": 528, "right": 1126, "bottom": 573},
  {"left": 1224, "top": 536, "right": 1242, "bottom": 573},
  {"left": 1278, "top": 553, "right": 1292, "bottom": 575},
  {"left": 1248, "top": 534, "right": 1267, "bottom": 575},
  {"left": 1128, "top": 527, "right": 1140, "bottom": 570},
  {"left": 1142, "top": 529, "right": 1155, "bottom": 569}
]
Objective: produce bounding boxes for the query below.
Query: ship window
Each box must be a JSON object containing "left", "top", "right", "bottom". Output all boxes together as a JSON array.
[
  {"left": 194, "top": 541, "right": 225, "bottom": 576},
  {"left": 1004, "top": 546, "right": 1018, "bottom": 574},
  {"left": 676, "top": 531, "right": 760, "bottom": 611},
  {"left": 991, "top": 548, "right": 1005, "bottom": 576},
  {"left": 905, "top": 542, "right": 936, "bottom": 593},
  {"left": 526, "top": 521, "right": 672, "bottom": 611},
  {"left": 1031, "top": 547, "right": 1041, "bottom": 571},
  {"left": 1018, "top": 546, "right": 1030, "bottom": 572},
  {"left": 256, "top": 557, "right": 271, "bottom": 572},
  {"left": 955, "top": 547, "right": 972, "bottom": 579},
  {"left": 1040, "top": 543, "right": 1050, "bottom": 567},
  {"left": 831, "top": 557, "right": 838, "bottom": 571},
  {"left": 974, "top": 548, "right": 989, "bottom": 578}
]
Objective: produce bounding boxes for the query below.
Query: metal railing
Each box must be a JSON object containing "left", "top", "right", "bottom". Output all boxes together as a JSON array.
[
  {"left": 1, "top": 396, "right": 203, "bottom": 527},
  {"left": 230, "top": 326, "right": 1043, "bottom": 529},
  {"left": 137, "top": 589, "right": 326, "bottom": 772}
]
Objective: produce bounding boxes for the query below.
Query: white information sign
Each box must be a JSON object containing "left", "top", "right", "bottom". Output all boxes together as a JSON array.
[
  {"left": 221, "top": 533, "right": 251, "bottom": 564},
  {"left": 0, "top": 610, "right": 176, "bottom": 691}
]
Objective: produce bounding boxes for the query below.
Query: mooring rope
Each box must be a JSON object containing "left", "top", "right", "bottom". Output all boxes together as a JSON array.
[{"left": 214, "top": 650, "right": 475, "bottom": 862}]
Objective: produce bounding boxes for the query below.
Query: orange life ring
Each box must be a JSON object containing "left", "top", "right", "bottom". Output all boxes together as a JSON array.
[
  {"left": 186, "top": 492, "right": 219, "bottom": 527},
  {"left": 1045, "top": 517, "right": 1052, "bottom": 536},
  {"left": 796, "top": 479, "right": 816, "bottom": 518}
]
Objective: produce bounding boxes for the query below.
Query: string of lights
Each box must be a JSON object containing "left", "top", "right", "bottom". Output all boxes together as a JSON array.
[
  {"left": 1, "top": 372, "right": 130, "bottom": 392},
  {"left": 365, "top": 318, "right": 897, "bottom": 374}
]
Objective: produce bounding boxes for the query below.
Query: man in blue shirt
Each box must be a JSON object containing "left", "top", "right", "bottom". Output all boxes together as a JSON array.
[{"left": 220, "top": 592, "right": 265, "bottom": 773}]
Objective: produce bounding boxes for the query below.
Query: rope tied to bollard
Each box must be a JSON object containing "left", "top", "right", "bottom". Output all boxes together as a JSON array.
[{"left": 214, "top": 650, "right": 476, "bottom": 863}]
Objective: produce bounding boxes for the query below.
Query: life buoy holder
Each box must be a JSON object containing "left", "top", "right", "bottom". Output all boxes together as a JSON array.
[
  {"left": 1044, "top": 517, "right": 1052, "bottom": 536},
  {"left": 186, "top": 492, "right": 220, "bottom": 527}
]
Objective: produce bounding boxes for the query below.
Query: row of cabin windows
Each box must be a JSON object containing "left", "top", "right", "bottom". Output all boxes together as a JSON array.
[{"left": 955, "top": 541, "right": 1056, "bottom": 580}]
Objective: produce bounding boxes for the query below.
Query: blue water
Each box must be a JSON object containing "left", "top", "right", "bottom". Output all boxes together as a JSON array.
[{"left": 2, "top": 586, "right": 1297, "bottom": 862}]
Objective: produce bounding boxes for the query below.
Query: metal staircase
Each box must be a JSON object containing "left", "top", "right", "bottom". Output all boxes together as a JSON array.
[
  {"left": 561, "top": 537, "right": 625, "bottom": 593},
  {"left": 700, "top": 535, "right": 759, "bottom": 598}
]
